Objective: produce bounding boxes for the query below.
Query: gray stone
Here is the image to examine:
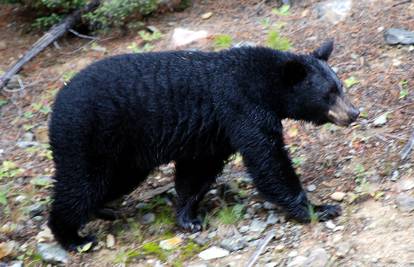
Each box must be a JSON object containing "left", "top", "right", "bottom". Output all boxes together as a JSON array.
[
  {"left": 266, "top": 212, "right": 279, "bottom": 225},
  {"left": 140, "top": 213, "right": 156, "bottom": 224},
  {"left": 198, "top": 246, "right": 229, "bottom": 260},
  {"left": 239, "top": 225, "right": 250, "bottom": 233},
  {"left": 304, "top": 247, "right": 329, "bottom": 267},
  {"left": 16, "top": 141, "right": 39, "bottom": 148},
  {"left": 315, "top": 0, "right": 352, "bottom": 24},
  {"left": 233, "top": 41, "right": 256, "bottom": 48},
  {"left": 250, "top": 219, "right": 267, "bottom": 233},
  {"left": 307, "top": 184, "right": 317, "bottom": 192},
  {"left": 37, "top": 243, "right": 69, "bottom": 264},
  {"left": 28, "top": 203, "right": 45, "bottom": 218},
  {"left": 7, "top": 261, "right": 24, "bottom": 267},
  {"left": 263, "top": 201, "right": 277, "bottom": 210},
  {"left": 336, "top": 241, "right": 352, "bottom": 258},
  {"left": 220, "top": 237, "right": 247, "bottom": 252},
  {"left": 288, "top": 256, "right": 307, "bottom": 267},
  {"left": 384, "top": 28, "right": 414, "bottom": 45},
  {"left": 396, "top": 194, "right": 414, "bottom": 212},
  {"left": 400, "top": 179, "right": 414, "bottom": 191}
]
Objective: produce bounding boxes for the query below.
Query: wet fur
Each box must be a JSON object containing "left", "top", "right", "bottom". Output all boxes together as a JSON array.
[{"left": 48, "top": 46, "right": 345, "bottom": 250}]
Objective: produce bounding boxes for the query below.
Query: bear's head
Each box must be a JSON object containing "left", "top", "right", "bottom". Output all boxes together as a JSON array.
[{"left": 280, "top": 40, "right": 359, "bottom": 126}]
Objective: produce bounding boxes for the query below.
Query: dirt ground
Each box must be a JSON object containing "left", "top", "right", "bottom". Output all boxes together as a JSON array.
[{"left": 1, "top": 0, "right": 414, "bottom": 266}]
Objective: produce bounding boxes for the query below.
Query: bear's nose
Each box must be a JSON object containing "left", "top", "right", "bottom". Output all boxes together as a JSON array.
[{"left": 348, "top": 108, "right": 359, "bottom": 122}]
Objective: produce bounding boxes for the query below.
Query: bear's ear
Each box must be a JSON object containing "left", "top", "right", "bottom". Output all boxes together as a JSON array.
[
  {"left": 282, "top": 59, "right": 307, "bottom": 85},
  {"left": 312, "top": 39, "right": 334, "bottom": 61}
]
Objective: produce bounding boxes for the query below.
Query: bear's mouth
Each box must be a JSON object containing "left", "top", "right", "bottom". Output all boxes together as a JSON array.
[{"left": 327, "top": 96, "right": 359, "bottom": 127}]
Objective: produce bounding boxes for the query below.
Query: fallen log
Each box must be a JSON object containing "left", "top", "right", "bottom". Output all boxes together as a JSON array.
[{"left": 0, "top": 0, "right": 101, "bottom": 90}]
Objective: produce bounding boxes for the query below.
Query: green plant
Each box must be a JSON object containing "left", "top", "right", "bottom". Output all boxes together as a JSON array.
[
  {"left": 213, "top": 34, "right": 233, "bottom": 50},
  {"left": 128, "top": 42, "right": 154, "bottom": 53},
  {"left": 344, "top": 76, "right": 359, "bottom": 88},
  {"left": 0, "top": 161, "right": 23, "bottom": 180},
  {"left": 292, "top": 157, "right": 304, "bottom": 168},
  {"left": 217, "top": 204, "right": 244, "bottom": 225},
  {"left": 308, "top": 204, "right": 318, "bottom": 224},
  {"left": 142, "top": 241, "right": 168, "bottom": 261},
  {"left": 139, "top": 30, "right": 162, "bottom": 42},
  {"left": 266, "top": 30, "right": 291, "bottom": 51},
  {"left": 113, "top": 249, "right": 141, "bottom": 264},
  {"left": 399, "top": 80, "right": 409, "bottom": 99},
  {"left": 272, "top": 4, "right": 290, "bottom": 16}
]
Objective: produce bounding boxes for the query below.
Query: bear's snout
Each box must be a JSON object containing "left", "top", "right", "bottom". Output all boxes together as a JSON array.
[{"left": 327, "top": 96, "right": 359, "bottom": 126}]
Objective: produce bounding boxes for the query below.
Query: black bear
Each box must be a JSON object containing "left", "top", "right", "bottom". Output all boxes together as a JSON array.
[{"left": 48, "top": 40, "right": 359, "bottom": 250}]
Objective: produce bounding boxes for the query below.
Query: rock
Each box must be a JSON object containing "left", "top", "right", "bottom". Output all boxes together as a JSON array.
[
  {"left": 330, "top": 192, "right": 346, "bottom": 201},
  {"left": 172, "top": 28, "right": 208, "bottom": 47},
  {"left": 36, "top": 227, "right": 54, "bottom": 243},
  {"left": 140, "top": 213, "right": 155, "bottom": 224},
  {"left": 239, "top": 225, "right": 249, "bottom": 233},
  {"left": 16, "top": 141, "right": 39, "bottom": 148},
  {"left": 263, "top": 201, "right": 276, "bottom": 210},
  {"left": 304, "top": 247, "right": 329, "bottom": 267},
  {"left": 7, "top": 261, "right": 23, "bottom": 267},
  {"left": 5, "top": 75, "right": 21, "bottom": 90},
  {"left": 266, "top": 212, "right": 279, "bottom": 225},
  {"left": 391, "top": 170, "right": 400, "bottom": 181},
  {"left": 288, "top": 256, "right": 308, "bottom": 267},
  {"left": 220, "top": 237, "right": 247, "bottom": 252},
  {"left": 21, "top": 132, "right": 34, "bottom": 142},
  {"left": 396, "top": 193, "right": 414, "bottom": 212},
  {"left": 335, "top": 241, "right": 352, "bottom": 258},
  {"left": 307, "top": 184, "right": 317, "bottom": 192},
  {"left": 37, "top": 243, "right": 69, "bottom": 264},
  {"left": 325, "top": 220, "right": 336, "bottom": 230},
  {"left": 315, "top": 0, "right": 352, "bottom": 25},
  {"left": 198, "top": 246, "right": 229, "bottom": 260},
  {"left": 275, "top": 244, "right": 285, "bottom": 252},
  {"left": 0, "top": 241, "right": 16, "bottom": 260},
  {"left": 400, "top": 179, "right": 414, "bottom": 191},
  {"left": 27, "top": 203, "right": 45, "bottom": 218},
  {"left": 0, "top": 41, "right": 6, "bottom": 50},
  {"left": 384, "top": 28, "right": 414, "bottom": 45},
  {"left": 233, "top": 41, "right": 256, "bottom": 48},
  {"left": 201, "top": 12, "right": 213, "bottom": 20},
  {"left": 106, "top": 234, "right": 115, "bottom": 248},
  {"left": 250, "top": 219, "right": 267, "bottom": 233},
  {"left": 159, "top": 236, "right": 182, "bottom": 250},
  {"left": 373, "top": 113, "right": 388, "bottom": 126}
]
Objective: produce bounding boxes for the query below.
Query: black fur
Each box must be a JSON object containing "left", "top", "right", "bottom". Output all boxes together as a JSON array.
[{"left": 48, "top": 43, "right": 350, "bottom": 250}]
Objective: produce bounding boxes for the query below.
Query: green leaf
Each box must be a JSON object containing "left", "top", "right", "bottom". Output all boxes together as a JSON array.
[
  {"left": 272, "top": 4, "right": 290, "bottom": 16},
  {"left": 77, "top": 242, "right": 93, "bottom": 253},
  {"left": 399, "top": 80, "right": 409, "bottom": 99},
  {"left": 0, "top": 99, "right": 7, "bottom": 107},
  {"left": 266, "top": 30, "right": 291, "bottom": 51},
  {"left": 0, "top": 190, "right": 7, "bottom": 205},
  {"left": 344, "top": 76, "right": 359, "bottom": 88},
  {"left": 213, "top": 34, "right": 233, "bottom": 50}
]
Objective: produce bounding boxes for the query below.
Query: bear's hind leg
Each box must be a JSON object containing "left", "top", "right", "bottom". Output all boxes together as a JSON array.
[
  {"left": 48, "top": 176, "right": 106, "bottom": 251},
  {"left": 175, "top": 156, "right": 227, "bottom": 232}
]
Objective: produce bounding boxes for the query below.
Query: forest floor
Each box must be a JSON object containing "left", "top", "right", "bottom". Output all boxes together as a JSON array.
[{"left": 1, "top": 0, "right": 414, "bottom": 266}]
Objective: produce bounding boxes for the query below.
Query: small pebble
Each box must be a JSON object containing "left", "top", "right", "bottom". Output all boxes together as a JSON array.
[
  {"left": 330, "top": 192, "right": 346, "bottom": 202},
  {"left": 198, "top": 246, "right": 229, "bottom": 260},
  {"left": 307, "top": 184, "right": 317, "bottom": 192},
  {"left": 106, "top": 234, "right": 115, "bottom": 248}
]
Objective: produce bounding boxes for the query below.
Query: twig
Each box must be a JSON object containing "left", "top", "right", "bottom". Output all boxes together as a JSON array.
[
  {"left": 392, "top": 0, "right": 411, "bottom": 8},
  {"left": 400, "top": 130, "right": 414, "bottom": 160},
  {"left": 0, "top": 0, "right": 101, "bottom": 90},
  {"left": 69, "top": 29, "right": 98, "bottom": 40},
  {"left": 245, "top": 230, "right": 276, "bottom": 267}
]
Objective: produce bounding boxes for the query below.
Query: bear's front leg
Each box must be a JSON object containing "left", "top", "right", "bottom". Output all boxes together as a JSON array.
[{"left": 231, "top": 116, "right": 341, "bottom": 222}]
